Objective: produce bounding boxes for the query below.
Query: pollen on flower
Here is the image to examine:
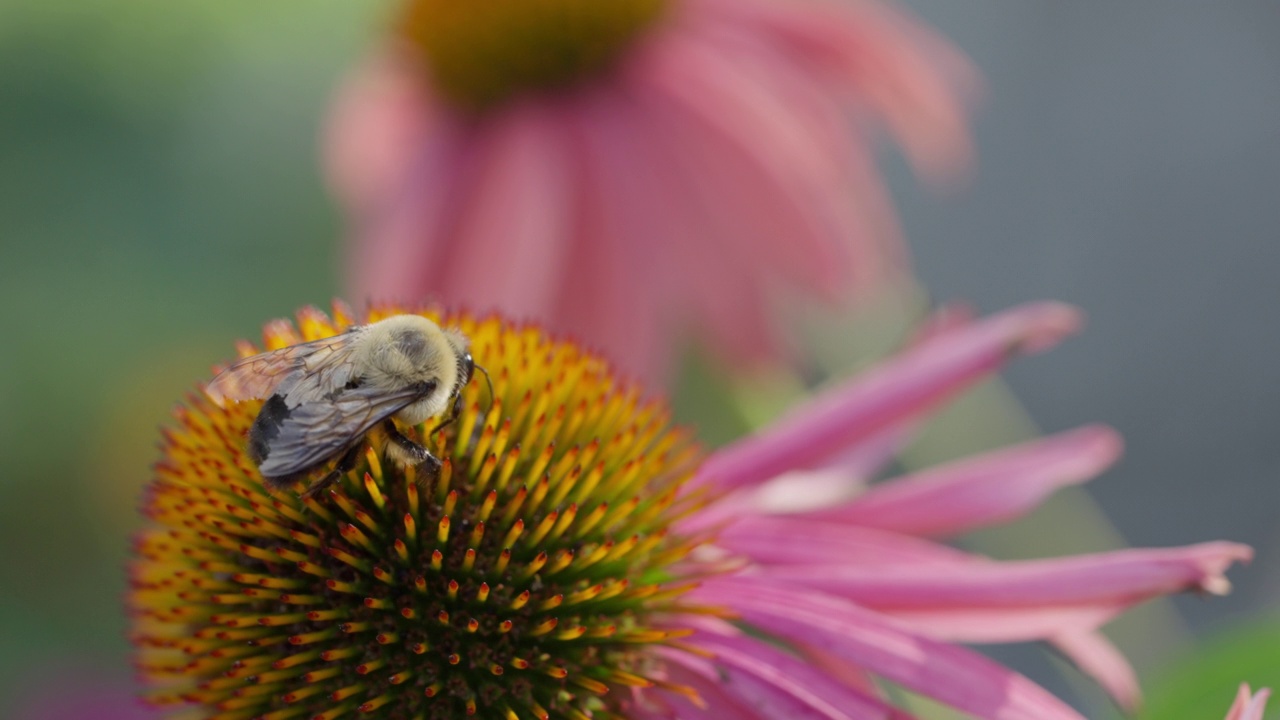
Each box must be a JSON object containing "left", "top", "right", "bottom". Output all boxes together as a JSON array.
[
  {"left": 399, "top": 0, "right": 667, "bottom": 111},
  {"left": 130, "top": 302, "right": 712, "bottom": 720}
]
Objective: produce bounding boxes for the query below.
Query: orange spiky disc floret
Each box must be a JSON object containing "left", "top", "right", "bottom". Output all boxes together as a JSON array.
[{"left": 130, "top": 301, "right": 713, "bottom": 720}]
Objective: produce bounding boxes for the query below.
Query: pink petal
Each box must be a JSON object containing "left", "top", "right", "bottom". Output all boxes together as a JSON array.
[
  {"left": 802, "top": 424, "right": 1123, "bottom": 537},
  {"left": 329, "top": 55, "right": 470, "bottom": 306},
  {"left": 693, "top": 0, "right": 975, "bottom": 179},
  {"left": 437, "top": 99, "right": 572, "bottom": 321},
  {"left": 650, "top": 660, "right": 769, "bottom": 720},
  {"left": 323, "top": 48, "right": 439, "bottom": 215},
  {"left": 717, "top": 517, "right": 977, "bottom": 568},
  {"left": 691, "top": 301, "right": 997, "bottom": 530},
  {"left": 639, "top": 29, "right": 870, "bottom": 295},
  {"left": 1050, "top": 631, "right": 1142, "bottom": 713},
  {"left": 740, "top": 542, "right": 1252, "bottom": 640},
  {"left": 667, "top": 624, "right": 907, "bottom": 720},
  {"left": 1227, "top": 684, "right": 1272, "bottom": 720},
  {"left": 795, "top": 645, "right": 908, "bottom": 710},
  {"left": 634, "top": 39, "right": 854, "bottom": 362},
  {"left": 870, "top": 607, "right": 1121, "bottom": 644},
  {"left": 694, "top": 302, "right": 1083, "bottom": 493},
  {"left": 554, "top": 87, "right": 684, "bottom": 382},
  {"left": 691, "top": 577, "right": 1087, "bottom": 720},
  {"left": 682, "top": 407, "right": 924, "bottom": 531},
  {"left": 347, "top": 138, "right": 467, "bottom": 306}
]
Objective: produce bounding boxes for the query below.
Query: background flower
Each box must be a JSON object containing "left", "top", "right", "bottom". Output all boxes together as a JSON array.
[{"left": 326, "top": 0, "right": 973, "bottom": 382}]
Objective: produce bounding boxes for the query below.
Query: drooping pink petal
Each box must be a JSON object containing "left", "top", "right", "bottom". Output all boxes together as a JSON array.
[
  {"left": 737, "top": 542, "right": 1252, "bottom": 640},
  {"left": 691, "top": 576, "right": 1087, "bottom": 720},
  {"left": 694, "top": 302, "right": 1082, "bottom": 493},
  {"left": 688, "top": 0, "right": 897, "bottom": 228},
  {"left": 437, "top": 99, "right": 572, "bottom": 320},
  {"left": 1050, "top": 631, "right": 1142, "bottom": 713},
  {"left": 734, "top": 464, "right": 877, "bottom": 516},
  {"left": 801, "top": 424, "right": 1123, "bottom": 537},
  {"left": 692, "top": 0, "right": 975, "bottom": 179},
  {"left": 693, "top": 302, "right": 996, "bottom": 528},
  {"left": 611, "top": 96, "right": 785, "bottom": 365},
  {"left": 716, "top": 516, "right": 977, "bottom": 568},
  {"left": 1226, "top": 684, "right": 1271, "bottom": 720},
  {"left": 648, "top": 660, "right": 768, "bottom": 720},
  {"left": 556, "top": 87, "right": 683, "bottom": 381},
  {"left": 716, "top": 517, "right": 1241, "bottom": 644},
  {"left": 323, "top": 49, "right": 439, "bottom": 216},
  {"left": 778, "top": 302, "right": 987, "bottom": 483},
  {"left": 679, "top": 412, "right": 921, "bottom": 531},
  {"left": 797, "top": 644, "right": 886, "bottom": 693},
  {"left": 330, "top": 55, "right": 472, "bottom": 306},
  {"left": 661, "top": 617, "right": 909, "bottom": 720},
  {"left": 700, "top": 421, "right": 1117, "bottom": 530},
  {"left": 632, "top": 35, "right": 860, "bottom": 364},
  {"left": 639, "top": 28, "right": 863, "bottom": 296}
]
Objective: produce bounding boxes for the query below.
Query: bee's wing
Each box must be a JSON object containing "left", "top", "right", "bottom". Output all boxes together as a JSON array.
[
  {"left": 256, "top": 382, "right": 427, "bottom": 479},
  {"left": 205, "top": 331, "right": 361, "bottom": 406}
]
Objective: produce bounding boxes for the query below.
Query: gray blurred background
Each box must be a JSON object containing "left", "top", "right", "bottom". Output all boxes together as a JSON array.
[
  {"left": 0, "top": 0, "right": 1276, "bottom": 716},
  {"left": 888, "top": 1, "right": 1280, "bottom": 709},
  {"left": 900, "top": 0, "right": 1280, "bottom": 622}
]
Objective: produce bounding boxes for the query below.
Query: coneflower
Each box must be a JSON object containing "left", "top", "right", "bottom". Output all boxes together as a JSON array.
[
  {"left": 326, "top": 0, "right": 975, "bottom": 382},
  {"left": 131, "top": 301, "right": 1251, "bottom": 719}
]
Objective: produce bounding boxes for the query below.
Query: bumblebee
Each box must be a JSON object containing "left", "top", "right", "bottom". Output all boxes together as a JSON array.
[{"left": 205, "top": 315, "right": 486, "bottom": 498}]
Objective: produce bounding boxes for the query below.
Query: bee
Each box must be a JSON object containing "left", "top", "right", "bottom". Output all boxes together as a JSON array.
[{"left": 205, "top": 314, "right": 489, "bottom": 499}]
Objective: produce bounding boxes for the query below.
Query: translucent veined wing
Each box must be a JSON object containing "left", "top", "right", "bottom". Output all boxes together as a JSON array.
[
  {"left": 254, "top": 381, "right": 431, "bottom": 479},
  {"left": 204, "top": 328, "right": 364, "bottom": 406}
]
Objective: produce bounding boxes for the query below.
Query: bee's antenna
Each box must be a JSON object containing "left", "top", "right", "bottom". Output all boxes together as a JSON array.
[{"left": 473, "top": 362, "right": 495, "bottom": 408}]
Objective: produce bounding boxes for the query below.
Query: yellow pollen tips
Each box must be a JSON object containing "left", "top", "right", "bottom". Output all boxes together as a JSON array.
[
  {"left": 128, "top": 302, "right": 712, "bottom": 720},
  {"left": 399, "top": 0, "right": 668, "bottom": 112}
]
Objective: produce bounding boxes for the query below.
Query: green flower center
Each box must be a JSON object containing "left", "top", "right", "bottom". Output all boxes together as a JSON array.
[
  {"left": 399, "top": 0, "right": 668, "bottom": 111},
  {"left": 131, "top": 307, "right": 709, "bottom": 720}
]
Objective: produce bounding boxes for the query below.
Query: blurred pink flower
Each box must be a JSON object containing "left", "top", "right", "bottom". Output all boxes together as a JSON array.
[
  {"left": 12, "top": 665, "right": 158, "bottom": 720},
  {"left": 673, "top": 301, "right": 1251, "bottom": 715},
  {"left": 325, "top": 0, "right": 973, "bottom": 382},
  {"left": 1226, "top": 685, "right": 1272, "bottom": 720}
]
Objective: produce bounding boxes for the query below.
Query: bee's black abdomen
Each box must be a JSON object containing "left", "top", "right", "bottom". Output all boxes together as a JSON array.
[{"left": 248, "top": 393, "right": 291, "bottom": 467}]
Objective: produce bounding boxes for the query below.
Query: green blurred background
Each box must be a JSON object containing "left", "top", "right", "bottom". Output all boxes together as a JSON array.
[
  {"left": 0, "top": 0, "right": 368, "bottom": 710},
  {"left": 1, "top": 0, "right": 1275, "bottom": 717}
]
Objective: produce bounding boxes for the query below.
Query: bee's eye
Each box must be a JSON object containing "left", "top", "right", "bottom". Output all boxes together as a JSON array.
[{"left": 462, "top": 354, "right": 476, "bottom": 385}]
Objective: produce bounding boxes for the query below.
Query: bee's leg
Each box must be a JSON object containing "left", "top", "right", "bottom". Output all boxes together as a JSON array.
[
  {"left": 427, "top": 393, "right": 465, "bottom": 437},
  {"left": 382, "top": 419, "right": 442, "bottom": 474},
  {"left": 299, "top": 444, "right": 363, "bottom": 500},
  {"left": 263, "top": 472, "right": 306, "bottom": 493}
]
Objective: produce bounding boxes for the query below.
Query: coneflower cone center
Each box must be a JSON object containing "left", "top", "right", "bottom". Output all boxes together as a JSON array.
[
  {"left": 131, "top": 305, "right": 708, "bottom": 720},
  {"left": 399, "top": 0, "right": 666, "bottom": 111}
]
